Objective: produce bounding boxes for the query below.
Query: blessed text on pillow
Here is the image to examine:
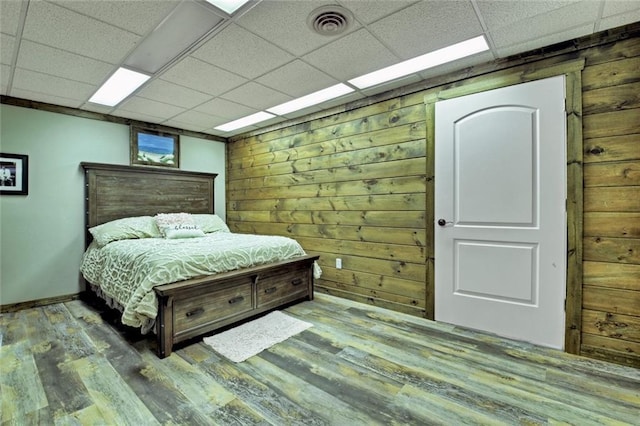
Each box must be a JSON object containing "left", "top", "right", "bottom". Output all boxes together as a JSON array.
[{"left": 155, "top": 213, "right": 205, "bottom": 239}]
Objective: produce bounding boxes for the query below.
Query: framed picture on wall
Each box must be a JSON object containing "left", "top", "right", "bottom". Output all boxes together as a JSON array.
[
  {"left": 130, "top": 126, "right": 180, "bottom": 168},
  {"left": 0, "top": 153, "right": 28, "bottom": 195}
]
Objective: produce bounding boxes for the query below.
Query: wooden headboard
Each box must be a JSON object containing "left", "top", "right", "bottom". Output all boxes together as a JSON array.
[{"left": 81, "top": 162, "right": 218, "bottom": 232}]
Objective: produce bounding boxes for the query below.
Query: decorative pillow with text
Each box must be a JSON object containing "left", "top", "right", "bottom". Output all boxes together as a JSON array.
[{"left": 155, "top": 213, "right": 205, "bottom": 239}]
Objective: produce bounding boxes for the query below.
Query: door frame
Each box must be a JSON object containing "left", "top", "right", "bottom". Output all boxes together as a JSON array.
[{"left": 424, "top": 58, "right": 586, "bottom": 354}]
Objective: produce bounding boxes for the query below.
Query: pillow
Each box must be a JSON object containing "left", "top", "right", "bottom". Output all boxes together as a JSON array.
[
  {"left": 164, "top": 227, "right": 206, "bottom": 239},
  {"left": 89, "top": 216, "right": 161, "bottom": 247},
  {"left": 155, "top": 213, "right": 205, "bottom": 239},
  {"left": 193, "top": 214, "right": 230, "bottom": 233}
]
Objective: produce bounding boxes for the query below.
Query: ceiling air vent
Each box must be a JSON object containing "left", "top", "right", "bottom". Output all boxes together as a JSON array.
[{"left": 307, "top": 5, "right": 353, "bottom": 36}]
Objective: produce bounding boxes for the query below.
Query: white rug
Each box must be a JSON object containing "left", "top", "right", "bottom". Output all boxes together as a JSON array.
[{"left": 203, "top": 311, "right": 313, "bottom": 362}]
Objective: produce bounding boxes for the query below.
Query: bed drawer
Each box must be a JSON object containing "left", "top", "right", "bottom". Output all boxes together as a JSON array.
[
  {"left": 173, "top": 281, "right": 253, "bottom": 333},
  {"left": 257, "top": 268, "right": 309, "bottom": 309}
]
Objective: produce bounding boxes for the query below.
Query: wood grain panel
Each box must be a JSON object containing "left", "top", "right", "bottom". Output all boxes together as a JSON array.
[
  {"left": 583, "top": 134, "right": 640, "bottom": 163},
  {"left": 229, "top": 139, "right": 426, "bottom": 181},
  {"left": 584, "top": 186, "right": 640, "bottom": 212},
  {"left": 231, "top": 221, "right": 426, "bottom": 247},
  {"left": 582, "top": 81, "right": 640, "bottom": 115},
  {"left": 320, "top": 266, "right": 426, "bottom": 300},
  {"left": 296, "top": 236, "right": 424, "bottom": 264},
  {"left": 228, "top": 175, "right": 427, "bottom": 201},
  {"left": 584, "top": 212, "right": 640, "bottom": 238},
  {"left": 581, "top": 56, "right": 640, "bottom": 90},
  {"left": 583, "top": 285, "right": 640, "bottom": 316},
  {"left": 580, "top": 333, "right": 640, "bottom": 367},
  {"left": 583, "top": 261, "right": 640, "bottom": 290},
  {"left": 229, "top": 104, "right": 427, "bottom": 160},
  {"left": 312, "top": 278, "right": 424, "bottom": 310},
  {"left": 231, "top": 193, "right": 426, "bottom": 213},
  {"left": 226, "top": 31, "right": 640, "bottom": 364},
  {"left": 583, "top": 109, "right": 640, "bottom": 139},
  {"left": 228, "top": 123, "right": 426, "bottom": 170},
  {"left": 582, "top": 309, "right": 640, "bottom": 343},
  {"left": 81, "top": 163, "right": 216, "bottom": 228},
  {"left": 583, "top": 236, "right": 640, "bottom": 264},
  {"left": 311, "top": 253, "right": 425, "bottom": 284},
  {"left": 584, "top": 160, "right": 640, "bottom": 187}
]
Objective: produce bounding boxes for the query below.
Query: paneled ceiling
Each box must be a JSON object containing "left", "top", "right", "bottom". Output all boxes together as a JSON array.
[{"left": 1, "top": 0, "right": 639, "bottom": 138}]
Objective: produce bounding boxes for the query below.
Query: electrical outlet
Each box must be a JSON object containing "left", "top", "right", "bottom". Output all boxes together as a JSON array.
[{"left": 335, "top": 258, "right": 342, "bottom": 269}]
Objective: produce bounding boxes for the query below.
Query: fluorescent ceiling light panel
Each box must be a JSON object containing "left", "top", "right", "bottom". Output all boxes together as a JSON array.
[
  {"left": 205, "top": 0, "right": 251, "bottom": 14},
  {"left": 349, "top": 36, "right": 489, "bottom": 89},
  {"left": 125, "top": 1, "right": 224, "bottom": 74},
  {"left": 267, "top": 83, "right": 355, "bottom": 116},
  {"left": 215, "top": 111, "right": 275, "bottom": 132},
  {"left": 88, "top": 67, "right": 150, "bottom": 106}
]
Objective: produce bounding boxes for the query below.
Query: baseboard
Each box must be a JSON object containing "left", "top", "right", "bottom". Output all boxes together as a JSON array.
[{"left": 0, "top": 293, "right": 81, "bottom": 313}]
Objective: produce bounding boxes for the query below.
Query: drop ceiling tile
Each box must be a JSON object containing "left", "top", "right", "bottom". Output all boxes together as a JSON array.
[
  {"left": 162, "top": 120, "right": 210, "bottom": 133},
  {"left": 314, "top": 91, "right": 365, "bottom": 111},
  {"left": 602, "top": 0, "right": 640, "bottom": 16},
  {"left": 10, "top": 88, "right": 83, "bottom": 108},
  {"left": 418, "top": 51, "right": 494, "bottom": 79},
  {"left": 54, "top": 0, "right": 180, "bottom": 36},
  {"left": 255, "top": 60, "right": 339, "bottom": 97},
  {"left": 115, "top": 96, "right": 185, "bottom": 120},
  {"left": 111, "top": 108, "right": 175, "bottom": 124},
  {"left": 220, "top": 82, "right": 291, "bottom": 110},
  {"left": 490, "top": 1, "right": 600, "bottom": 51},
  {"left": 22, "top": 1, "right": 139, "bottom": 64},
  {"left": 160, "top": 57, "right": 247, "bottom": 96},
  {"left": 495, "top": 24, "right": 595, "bottom": 58},
  {"left": 337, "top": 0, "right": 420, "bottom": 25},
  {"left": 16, "top": 40, "right": 113, "bottom": 85},
  {"left": 167, "top": 109, "right": 218, "bottom": 128},
  {"left": 12, "top": 68, "right": 94, "bottom": 102},
  {"left": 0, "top": 0, "right": 22, "bottom": 36},
  {"left": 192, "top": 23, "right": 294, "bottom": 80},
  {"left": 359, "top": 74, "right": 423, "bottom": 98},
  {"left": 599, "top": 10, "right": 640, "bottom": 32},
  {"left": 194, "top": 98, "right": 257, "bottom": 120},
  {"left": 236, "top": 0, "right": 360, "bottom": 56},
  {"left": 279, "top": 105, "right": 324, "bottom": 120},
  {"left": 476, "top": 0, "right": 579, "bottom": 31},
  {"left": 1, "top": 34, "right": 15, "bottom": 65},
  {"left": 303, "top": 28, "right": 399, "bottom": 81},
  {"left": 80, "top": 102, "right": 116, "bottom": 115},
  {"left": 164, "top": 109, "right": 225, "bottom": 131},
  {"left": 136, "top": 79, "right": 213, "bottom": 109},
  {"left": 368, "top": 0, "right": 483, "bottom": 59}
]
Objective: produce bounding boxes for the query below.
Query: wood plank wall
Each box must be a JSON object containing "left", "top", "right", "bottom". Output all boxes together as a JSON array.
[
  {"left": 227, "top": 92, "right": 429, "bottom": 318},
  {"left": 580, "top": 37, "right": 640, "bottom": 367},
  {"left": 227, "top": 30, "right": 640, "bottom": 367}
]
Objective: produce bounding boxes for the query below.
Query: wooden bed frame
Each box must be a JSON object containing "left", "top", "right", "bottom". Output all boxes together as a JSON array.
[{"left": 81, "top": 162, "right": 318, "bottom": 358}]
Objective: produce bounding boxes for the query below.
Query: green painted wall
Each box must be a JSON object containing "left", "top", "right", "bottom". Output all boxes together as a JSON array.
[{"left": 0, "top": 104, "right": 225, "bottom": 305}]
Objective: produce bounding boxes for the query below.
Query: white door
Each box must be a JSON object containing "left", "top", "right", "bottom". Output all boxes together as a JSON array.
[{"left": 434, "top": 76, "right": 567, "bottom": 349}]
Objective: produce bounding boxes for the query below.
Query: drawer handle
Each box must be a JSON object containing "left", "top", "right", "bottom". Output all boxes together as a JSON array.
[
  {"left": 291, "top": 278, "right": 303, "bottom": 286},
  {"left": 186, "top": 307, "right": 204, "bottom": 317},
  {"left": 228, "top": 296, "right": 244, "bottom": 305},
  {"left": 264, "top": 287, "right": 277, "bottom": 294}
]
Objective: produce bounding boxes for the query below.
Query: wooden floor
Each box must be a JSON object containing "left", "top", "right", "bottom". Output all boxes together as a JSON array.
[{"left": 1, "top": 294, "right": 639, "bottom": 425}]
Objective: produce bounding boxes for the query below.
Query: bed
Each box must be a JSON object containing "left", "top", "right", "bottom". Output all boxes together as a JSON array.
[{"left": 80, "top": 162, "right": 319, "bottom": 358}]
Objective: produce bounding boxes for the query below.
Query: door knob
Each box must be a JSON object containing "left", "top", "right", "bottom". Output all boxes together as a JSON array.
[{"left": 437, "top": 219, "right": 451, "bottom": 226}]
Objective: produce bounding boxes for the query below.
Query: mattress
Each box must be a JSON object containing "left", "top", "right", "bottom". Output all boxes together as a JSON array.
[{"left": 80, "top": 232, "right": 311, "bottom": 331}]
